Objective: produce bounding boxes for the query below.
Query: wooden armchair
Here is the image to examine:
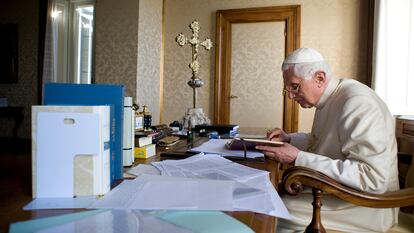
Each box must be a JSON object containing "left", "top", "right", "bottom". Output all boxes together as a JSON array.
[{"left": 280, "top": 166, "right": 414, "bottom": 233}]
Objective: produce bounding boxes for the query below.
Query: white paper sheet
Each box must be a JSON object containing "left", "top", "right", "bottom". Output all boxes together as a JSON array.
[
  {"left": 190, "top": 139, "right": 264, "bottom": 158},
  {"left": 24, "top": 196, "right": 98, "bottom": 210},
  {"left": 125, "top": 164, "right": 161, "bottom": 177},
  {"left": 152, "top": 155, "right": 269, "bottom": 187},
  {"left": 26, "top": 155, "right": 291, "bottom": 220},
  {"left": 89, "top": 174, "right": 234, "bottom": 211},
  {"left": 133, "top": 179, "right": 198, "bottom": 209},
  {"left": 150, "top": 155, "right": 291, "bottom": 219}
]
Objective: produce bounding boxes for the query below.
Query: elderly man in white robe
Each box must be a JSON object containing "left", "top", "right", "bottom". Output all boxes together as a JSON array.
[{"left": 256, "top": 48, "right": 399, "bottom": 233}]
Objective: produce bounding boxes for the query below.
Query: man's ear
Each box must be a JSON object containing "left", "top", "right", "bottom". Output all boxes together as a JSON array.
[{"left": 314, "top": 71, "right": 326, "bottom": 85}]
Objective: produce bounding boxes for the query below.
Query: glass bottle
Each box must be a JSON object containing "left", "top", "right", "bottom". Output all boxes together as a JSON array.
[{"left": 142, "top": 105, "right": 152, "bottom": 131}]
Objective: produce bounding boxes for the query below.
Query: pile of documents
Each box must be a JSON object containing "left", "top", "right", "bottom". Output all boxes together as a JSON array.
[
  {"left": 153, "top": 154, "right": 289, "bottom": 218},
  {"left": 24, "top": 155, "right": 290, "bottom": 219},
  {"left": 90, "top": 154, "right": 290, "bottom": 219}
]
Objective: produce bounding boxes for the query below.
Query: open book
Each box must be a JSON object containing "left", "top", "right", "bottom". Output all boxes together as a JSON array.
[{"left": 226, "top": 138, "right": 283, "bottom": 151}]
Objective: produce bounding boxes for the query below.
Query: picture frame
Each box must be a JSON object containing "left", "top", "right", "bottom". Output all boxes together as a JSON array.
[{"left": 135, "top": 114, "right": 144, "bottom": 131}]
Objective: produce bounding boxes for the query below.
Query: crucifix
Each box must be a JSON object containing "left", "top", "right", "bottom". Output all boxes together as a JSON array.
[{"left": 176, "top": 20, "right": 213, "bottom": 108}]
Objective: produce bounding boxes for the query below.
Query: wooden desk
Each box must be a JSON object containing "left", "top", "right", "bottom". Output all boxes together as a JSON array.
[
  {"left": 135, "top": 137, "right": 281, "bottom": 233},
  {"left": 2, "top": 137, "right": 281, "bottom": 233},
  {"left": 0, "top": 106, "right": 23, "bottom": 138}
]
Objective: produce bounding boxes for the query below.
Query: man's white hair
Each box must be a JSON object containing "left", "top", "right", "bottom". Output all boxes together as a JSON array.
[
  {"left": 281, "top": 48, "right": 332, "bottom": 80},
  {"left": 281, "top": 61, "right": 332, "bottom": 80}
]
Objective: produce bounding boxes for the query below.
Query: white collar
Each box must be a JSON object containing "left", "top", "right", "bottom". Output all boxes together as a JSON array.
[{"left": 315, "top": 78, "right": 341, "bottom": 109}]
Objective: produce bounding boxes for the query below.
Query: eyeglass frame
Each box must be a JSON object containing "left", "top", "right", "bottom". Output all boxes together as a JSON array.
[{"left": 282, "top": 79, "right": 303, "bottom": 96}]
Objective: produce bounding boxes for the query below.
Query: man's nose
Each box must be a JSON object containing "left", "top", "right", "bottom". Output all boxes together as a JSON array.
[{"left": 287, "top": 92, "right": 295, "bottom": 99}]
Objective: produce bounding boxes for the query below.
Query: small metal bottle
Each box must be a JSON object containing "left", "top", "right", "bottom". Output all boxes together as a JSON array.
[{"left": 142, "top": 105, "right": 152, "bottom": 131}]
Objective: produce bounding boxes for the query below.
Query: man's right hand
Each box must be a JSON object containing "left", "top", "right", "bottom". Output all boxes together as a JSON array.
[{"left": 267, "top": 128, "right": 291, "bottom": 143}]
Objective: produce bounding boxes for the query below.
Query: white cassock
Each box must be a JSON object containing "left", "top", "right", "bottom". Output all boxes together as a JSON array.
[{"left": 277, "top": 78, "right": 399, "bottom": 233}]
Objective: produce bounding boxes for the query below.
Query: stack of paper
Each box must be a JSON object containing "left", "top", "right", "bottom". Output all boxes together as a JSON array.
[
  {"left": 152, "top": 154, "right": 268, "bottom": 190},
  {"left": 151, "top": 154, "right": 289, "bottom": 218},
  {"left": 88, "top": 154, "right": 290, "bottom": 219},
  {"left": 24, "top": 154, "right": 290, "bottom": 220},
  {"left": 89, "top": 174, "right": 234, "bottom": 211}
]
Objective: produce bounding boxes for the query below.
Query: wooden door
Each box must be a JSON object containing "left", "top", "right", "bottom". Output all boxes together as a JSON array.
[
  {"left": 230, "top": 22, "right": 285, "bottom": 134},
  {"left": 215, "top": 6, "right": 301, "bottom": 134}
]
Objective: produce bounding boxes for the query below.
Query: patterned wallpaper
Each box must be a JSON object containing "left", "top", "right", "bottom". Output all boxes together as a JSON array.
[
  {"left": 163, "top": 0, "right": 369, "bottom": 133},
  {"left": 230, "top": 22, "right": 285, "bottom": 133},
  {"left": 95, "top": 0, "right": 163, "bottom": 125},
  {"left": 94, "top": 0, "right": 139, "bottom": 98},
  {"left": 0, "top": 0, "right": 369, "bottom": 138},
  {"left": 0, "top": 0, "right": 39, "bottom": 138},
  {"left": 162, "top": 0, "right": 214, "bottom": 126},
  {"left": 136, "top": 0, "right": 163, "bottom": 125}
]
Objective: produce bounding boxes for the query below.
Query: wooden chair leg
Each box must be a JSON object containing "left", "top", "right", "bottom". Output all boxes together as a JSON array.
[{"left": 305, "top": 188, "right": 326, "bottom": 233}]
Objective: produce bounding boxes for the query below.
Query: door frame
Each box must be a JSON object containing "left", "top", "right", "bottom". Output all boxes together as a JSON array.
[{"left": 214, "top": 5, "right": 301, "bottom": 133}]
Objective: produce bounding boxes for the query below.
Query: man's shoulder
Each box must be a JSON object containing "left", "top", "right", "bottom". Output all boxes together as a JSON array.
[
  {"left": 332, "top": 78, "right": 388, "bottom": 114},
  {"left": 337, "top": 78, "right": 377, "bottom": 99}
]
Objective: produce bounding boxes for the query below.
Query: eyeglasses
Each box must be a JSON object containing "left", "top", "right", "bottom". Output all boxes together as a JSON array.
[{"left": 282, "top": 79, "right": 303, "bottom": 96}]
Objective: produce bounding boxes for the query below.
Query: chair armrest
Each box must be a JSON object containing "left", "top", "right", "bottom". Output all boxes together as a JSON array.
[{"left": 280, "top": 166, "right": 414, "bottom": 208}]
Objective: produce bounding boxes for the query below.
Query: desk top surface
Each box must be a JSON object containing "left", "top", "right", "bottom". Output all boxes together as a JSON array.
[{"left": 3, "top": 137, "right": 280, "bottom": 233}]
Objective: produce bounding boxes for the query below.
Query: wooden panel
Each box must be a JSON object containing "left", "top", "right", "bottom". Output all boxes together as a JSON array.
[{"left": 396, "top": 116, "right": 414, "bottom": 154}]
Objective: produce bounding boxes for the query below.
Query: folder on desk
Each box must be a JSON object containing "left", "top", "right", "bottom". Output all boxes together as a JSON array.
[
  {"left": 32, "top": 106, "right": 110, "bottom": 198},
  {"left": 44, "top": 83, "right": 125, "bottom": 185}
]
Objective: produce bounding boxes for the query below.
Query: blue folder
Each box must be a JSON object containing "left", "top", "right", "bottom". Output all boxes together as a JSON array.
[{"left": 43, "top": 83, "right": 125, "bottom": 184}]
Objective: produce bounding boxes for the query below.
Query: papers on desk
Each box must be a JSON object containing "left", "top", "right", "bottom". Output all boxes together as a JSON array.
[
  {"left": 125, "top": 164, "right": 161, "bottom": 177},
  {"left": 24, "top": 196, "right": 97, "bottom": 210},
  {"left": 152, "top": 154, "right": 268, "bottom": 190},
  {"left": 24, "top": 154, "right": 290, "bottom": 220},
  {"left": 151, "top": 154, "right": 290, "bottom": 219},
  {"left": 190, "top": 139, "right": 264, "bottom": 158},
  {"left": 89, "top": 175, "right": 234, "bottom": 211}
]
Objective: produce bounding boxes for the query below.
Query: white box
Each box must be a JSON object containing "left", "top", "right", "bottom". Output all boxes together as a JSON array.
[{"left": 32, "top": 105, "right": 110, "bottom": 198}]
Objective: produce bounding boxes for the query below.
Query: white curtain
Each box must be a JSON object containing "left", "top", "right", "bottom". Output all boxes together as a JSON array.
[
  {"left": 42, "top": 0, "right": 57, "bottom": 86},
  {"left": 372, "top": 0, "right": 414, "bottom": 116}
]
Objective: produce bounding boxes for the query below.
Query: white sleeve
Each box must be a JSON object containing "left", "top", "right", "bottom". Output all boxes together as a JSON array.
[
  {"left": 288, "top": 132, "right": 310, "bottom": 151},
  {"left": 295, "top": 96, "right": 396, "bottom": 194}
]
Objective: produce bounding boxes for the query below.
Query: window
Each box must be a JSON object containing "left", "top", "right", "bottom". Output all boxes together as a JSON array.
[
  {"left": 51, "top": 0, "right": 94, "bottom": 84},
  {"left": 373, "top": 0, "right": 414, "bottom": 116}
]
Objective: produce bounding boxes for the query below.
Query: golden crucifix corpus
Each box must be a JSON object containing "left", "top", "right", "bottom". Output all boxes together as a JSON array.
[{"left": 176, "top": 20, "right": 213, "bottom": 108}]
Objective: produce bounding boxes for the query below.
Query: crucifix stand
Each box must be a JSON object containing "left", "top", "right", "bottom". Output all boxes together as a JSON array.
[{"left": 176, "top": 20, "right": 212, "bottom": 129}]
